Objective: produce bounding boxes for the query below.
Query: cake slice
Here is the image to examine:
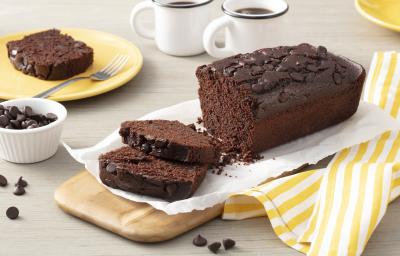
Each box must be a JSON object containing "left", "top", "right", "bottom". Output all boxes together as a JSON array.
[
  {"left": 99, "top": 146, "right": 208, "bottom": 201},
  {"left": 6, "top": 29, "right": 93, "bottom": 80},
  {"left": 196, "top": 43, "right": 366, "bottom": 161},
  {"left": 120, "top": 120, "right": 218, "bottom": 164}
]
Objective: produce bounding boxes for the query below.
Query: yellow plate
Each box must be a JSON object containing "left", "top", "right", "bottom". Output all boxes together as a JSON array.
[
  {"left": 355, "top": 0, "right": 400, "bottom": 32},
  {"left": 0, "top": 28, "right": 143, "bottom": 101}
]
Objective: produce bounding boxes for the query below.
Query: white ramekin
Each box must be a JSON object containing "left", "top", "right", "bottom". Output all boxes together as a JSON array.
[{"left": 0, "top": 98, "right": 67, "bottom": 163}]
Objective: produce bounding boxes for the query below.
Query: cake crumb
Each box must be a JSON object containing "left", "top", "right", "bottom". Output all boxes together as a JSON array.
[{"left": 197, "top": 117, "right": 203, "bottom": 124}]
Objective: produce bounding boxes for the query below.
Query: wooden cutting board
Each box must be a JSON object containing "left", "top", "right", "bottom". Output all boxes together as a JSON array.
[{"left": 54, "top": 171, "right": 223, "bottom": 243}]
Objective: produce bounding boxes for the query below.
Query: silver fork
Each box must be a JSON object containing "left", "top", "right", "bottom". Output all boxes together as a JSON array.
[{"left": 33, "top": 55, "right": 130, "bottom": 99}]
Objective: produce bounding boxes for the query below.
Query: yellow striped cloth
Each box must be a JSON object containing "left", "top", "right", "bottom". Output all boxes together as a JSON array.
[{"left": 223, "top": 51, "right": 400, "bottom": 255}]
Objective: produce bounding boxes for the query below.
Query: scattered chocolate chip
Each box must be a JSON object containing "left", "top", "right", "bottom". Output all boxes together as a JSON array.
[
  {"left": 222, "top": 238, "right": 236, "bottom": 250},
  {"left": 6, "top": 206, "right": 19, "bottom": 219},
  {"left": 196, "top": 117, "right": 203, "bottom": 124},
  {"left": 13, "top": 186, "right": 25, "bottom": 196},
  {"left": 193, "top": 234, "right": 208, "bottom": 247},
  {"left": 208, "top": 242, "right": 221, "bottom": 254},
  {"left": 15, "top": 176, "right": 28, "bottom": 187},
  {"left": 0, "top": 174, "right": 8, "bottom": 187}
]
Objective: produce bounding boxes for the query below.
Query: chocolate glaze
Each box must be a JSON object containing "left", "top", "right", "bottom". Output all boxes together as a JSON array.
[{"left": 198, "top": 44, "right": 364, "bottom": 120}]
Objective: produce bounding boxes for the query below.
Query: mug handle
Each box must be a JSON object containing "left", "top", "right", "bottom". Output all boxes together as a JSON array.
[
  {"left": 129, "top": 1, "right": 155, "bottom": 39},
  {"left": 203, "top": 16, "right": 235, "bottom": 58}
]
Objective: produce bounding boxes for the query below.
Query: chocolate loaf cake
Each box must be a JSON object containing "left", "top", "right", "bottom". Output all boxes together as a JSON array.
[
  {"left": 196, "top": 44, "right": 366, "bottom": 159},
  {"left": 99, "top": 146, "right": 207, "bottom": 201},
  {"left": 120, "top": 120, "right": 218, "bottom": 164},
  {"left": 6, "top": 29, "right": 93, "bottom": 80}
]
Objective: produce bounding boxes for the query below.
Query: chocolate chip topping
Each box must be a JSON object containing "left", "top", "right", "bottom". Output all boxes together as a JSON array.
[{"left": 203, "top": 43, "right": 358, "bottom": 95}]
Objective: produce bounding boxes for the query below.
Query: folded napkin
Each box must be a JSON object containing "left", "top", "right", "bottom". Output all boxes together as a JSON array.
[{"left": 223, "top": 52, "right": 400, "bottom": 255}]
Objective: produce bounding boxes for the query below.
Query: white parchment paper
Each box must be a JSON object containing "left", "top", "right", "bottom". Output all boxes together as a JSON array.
[{"left": 63, "top": 99, "right": 400, "bottom": 215}]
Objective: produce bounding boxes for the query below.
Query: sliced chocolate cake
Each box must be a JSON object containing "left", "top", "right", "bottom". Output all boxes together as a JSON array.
[
  {"left": 99, "top": 146, "right": 207, "bottom": 201},
  {"left": 196, "top": 43, "right": 366, "bottom": 161},
  {"left": 6, "top": 29, "right": 93, "bottom": 80},
  {"left": 120, "top": 120, "right": 218, "bottom": 164}
]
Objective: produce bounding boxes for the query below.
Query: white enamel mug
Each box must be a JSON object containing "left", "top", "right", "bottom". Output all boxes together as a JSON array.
[
  {"left": 203, "top": 0, "right": 289, "bottom": 58},
  {"left": 130, "top": 0, "right": 213, "bottom": 56}
]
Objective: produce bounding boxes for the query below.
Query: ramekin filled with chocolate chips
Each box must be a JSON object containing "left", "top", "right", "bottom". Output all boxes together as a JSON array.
[{"left": 0, "top": 98, "right": 67, "bottom": 163}]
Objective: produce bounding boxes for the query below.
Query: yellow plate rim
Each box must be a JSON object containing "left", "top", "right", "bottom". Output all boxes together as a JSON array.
[
  {"left": 0, "top": 28, "right": 144, "bottom": 102},
  {"left": 355, "top": 0, "right": 400, "bottom": 32}
]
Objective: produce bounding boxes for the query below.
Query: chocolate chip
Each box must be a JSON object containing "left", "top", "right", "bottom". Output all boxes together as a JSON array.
[
  {"left": 289, "top": 72, "right": 305, "bottom": 82},
  {"left": 208, "top": 242, "right": 221, "bottom": 254},
  {"left": 10, "top": 120, "right": 21, "bottom": 129},
  {"left": 306, "top": 64, "right": 319, "bottom": 72},
  {"left": 278, "top": 92, "right": 290, "bottom": 103},
  {"left": 141, "top": 143, "right": 151, "bottom": 153},
  {"left": 333, "top": 72, "right": 342, "bottom": 85},
  {"left": 6, "top": 206, "right": 19, "bottom": 220},
  {"left": 317, "top": 46, "right": 328, "bottom": 58},
  {"left": 251, "top": 83, "right": 264, "bottom": 93},
  {"left": 106, "top": 163, "right": 117, "bottom": 173},
  {"left": 154, "top": 139, "right": 167, "bottom": 148},
  {"left": 15, "top": 176, "right": 28, "bottom": 187},
  {"left": 276, "top": 65, "right": 288, "bottom": 72},
  {"left": 166, "top": 183, "right": 177, "bottom": 196},
  {"left": 193, "top": 234, "right": 207, "bottom": 247},
  {"left": 222, "top": 238, "right": 236, "bottom": 250},
  {"left": 13, "top": 186, "right": 25, "bottom": 196},
  {"left": 27, "top": 124, "right": 39, "bottom": 129},
  {"left": 187, "top": 123, "right": 196, "bottom": 131},
  {"left": 9, "top": 106, "right": 20, "bottom": 118},
  {"left": 305, "top": 72, "right": 316, "bottom": 82},
  {"left": 16, "top": 114, "right": 26, "bottom": 122},
  {"left": 0, "top": 174, "right": 7, "bottom": 187},
  {"left": 0, "top": 115, "right": 9, "bottom": 127},
  {"left": 24, "top": 106, "right": 33, "bottom": 116},
  {"left": 46, "top": 113, "right": 57, "bottom": 122}
]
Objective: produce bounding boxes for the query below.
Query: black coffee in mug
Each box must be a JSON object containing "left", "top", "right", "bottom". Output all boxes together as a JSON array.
[
  {"left": 235, "top": 7, "right": 273, "bottom": 15},
  {"left": 169, "top": 1, "right": 196, "bottom": 4}
]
